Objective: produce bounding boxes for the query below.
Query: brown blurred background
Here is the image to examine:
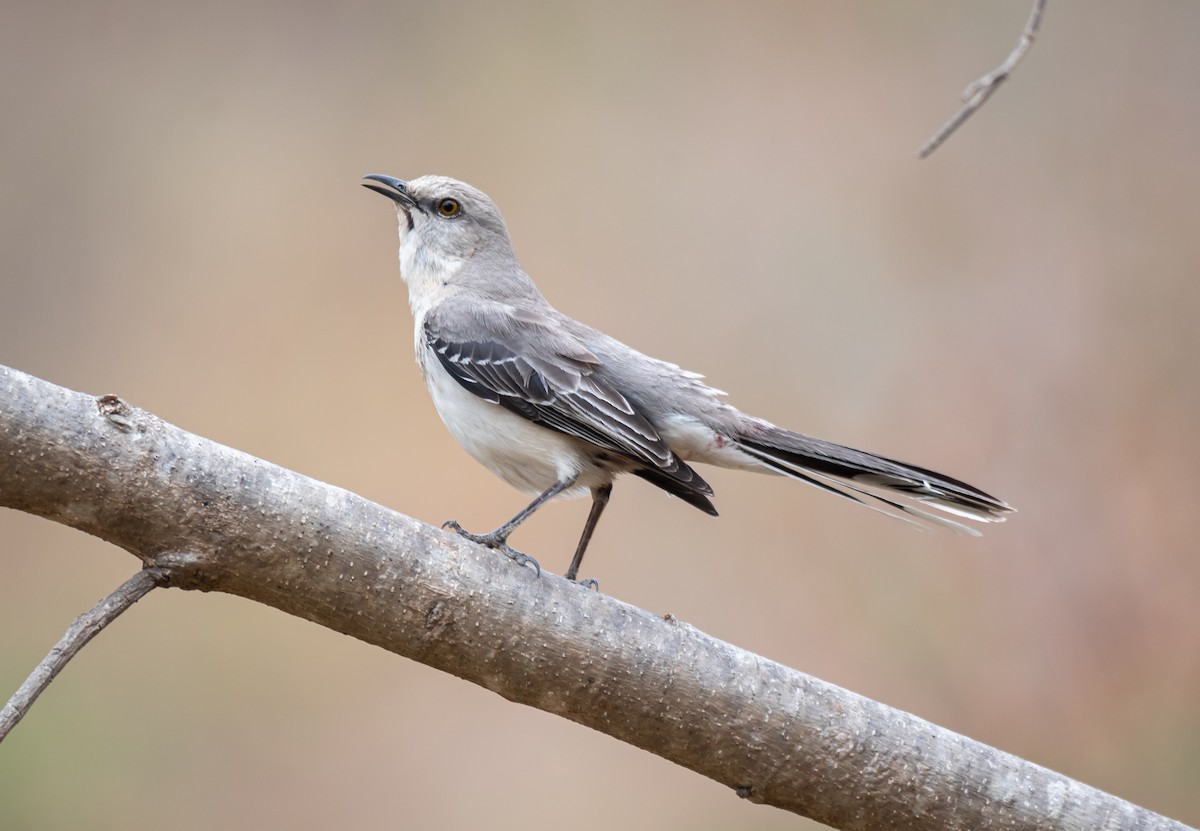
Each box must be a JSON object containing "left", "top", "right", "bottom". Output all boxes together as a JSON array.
[{"left": 2, "top": 2, "right": 1198, "bottom": 829}]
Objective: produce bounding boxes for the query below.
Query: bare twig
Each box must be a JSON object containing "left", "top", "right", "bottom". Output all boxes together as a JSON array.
[
  {"left": 917, "top": 0, "right": 1048, "bottom": 159},
  {"left": 0, "top": 363, "right": 1192, "bottom": 831},
  {"left": 0, "top": 568, "right": 163, "bottom": 741}
]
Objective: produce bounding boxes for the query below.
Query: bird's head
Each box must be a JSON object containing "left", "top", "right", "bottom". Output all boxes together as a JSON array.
[{"left": 363, "top": 174, "right": 515, "bottom": 272}]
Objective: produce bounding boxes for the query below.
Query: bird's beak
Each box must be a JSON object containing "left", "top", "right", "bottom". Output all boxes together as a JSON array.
[{"left": 362, "top": 174, "right": 416, "bottom": 207}]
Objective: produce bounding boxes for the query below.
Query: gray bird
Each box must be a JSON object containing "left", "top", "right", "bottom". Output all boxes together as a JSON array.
[{"left": 364, "top": 173, "right": 1012, "bottom": 582}]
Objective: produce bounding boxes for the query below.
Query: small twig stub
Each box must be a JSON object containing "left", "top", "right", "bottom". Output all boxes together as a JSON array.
[{"left": 917, "top": 0, "right": 1048, "bottom": 159}]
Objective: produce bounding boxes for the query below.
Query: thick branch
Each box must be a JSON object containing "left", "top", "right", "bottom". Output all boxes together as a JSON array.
[
  {"left": 0, "top": 363, "right": 1190, "bottom": 831},
  {"left": 917, "top": 0, "right": 1047, "bottom": 159},
  {"left": 0, "top": 568, "right": 163, "bottom": 740}
]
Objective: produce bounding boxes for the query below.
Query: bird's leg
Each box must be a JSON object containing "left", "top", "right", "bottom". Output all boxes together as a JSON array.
[
  {"left": 565, "top": 484, "right": 612, "bottom": 586},
  {"left": 443, "top": 477, "right": 578, "bottom": 576},
  {"left": 446, "top": 477, "right": 577, "bottom": 544}
]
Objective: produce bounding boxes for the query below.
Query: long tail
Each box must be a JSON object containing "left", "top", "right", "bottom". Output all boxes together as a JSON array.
[{"left": 736, "top": 424, "right": 1013, "bottom": 535}]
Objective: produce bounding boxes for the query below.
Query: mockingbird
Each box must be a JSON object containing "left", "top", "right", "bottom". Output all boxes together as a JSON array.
[{"left": 364, "top": 173, "right": 1013, "bottom": 582}]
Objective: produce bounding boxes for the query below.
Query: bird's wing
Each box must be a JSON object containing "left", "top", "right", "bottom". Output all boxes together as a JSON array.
[{"left": 423, "top": 305, "right": 712, "bottom": 499}]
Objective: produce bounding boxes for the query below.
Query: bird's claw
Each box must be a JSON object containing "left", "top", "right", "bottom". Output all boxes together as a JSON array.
[
  {"left": 443, "top": 520, "right": 540, "bottom": 577},
  {"left": 503, "top": 546, "right": 541, "bottom": 577},
  {"left": 574, "top": 577, "right": 600, "bottom": 592}
]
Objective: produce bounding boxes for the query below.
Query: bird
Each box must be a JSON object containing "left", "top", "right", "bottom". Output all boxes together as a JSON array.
[{"left": 363, "top": 173, "right": 1012, "bottom": 582}]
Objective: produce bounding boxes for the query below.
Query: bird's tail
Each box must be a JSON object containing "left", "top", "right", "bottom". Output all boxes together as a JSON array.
[{"left": 736, "top": 424, "right": 1013, "bottom": 535}]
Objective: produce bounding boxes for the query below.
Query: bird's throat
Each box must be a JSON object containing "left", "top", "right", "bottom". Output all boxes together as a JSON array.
[{"left": 399, "top": 234, "right": 462, "bottom": 322}]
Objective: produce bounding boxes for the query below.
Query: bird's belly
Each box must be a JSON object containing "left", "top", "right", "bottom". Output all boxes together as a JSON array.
[{"left": 423, "top": 358, "right": 603, "bottom": 497}]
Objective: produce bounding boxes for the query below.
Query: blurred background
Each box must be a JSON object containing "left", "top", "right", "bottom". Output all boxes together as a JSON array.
[{"left": 2, "top": 2, "right": 1198, "bottom": 829}]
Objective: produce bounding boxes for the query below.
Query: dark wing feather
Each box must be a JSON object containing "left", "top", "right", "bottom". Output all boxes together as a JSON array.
[{"left": 425, "top": 317, "right": 712, "bottom": 499}]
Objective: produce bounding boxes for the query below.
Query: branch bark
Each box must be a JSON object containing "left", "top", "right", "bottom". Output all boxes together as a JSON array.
[{"left": 0, "top": 363, "right": 1191, "bottom": 831}]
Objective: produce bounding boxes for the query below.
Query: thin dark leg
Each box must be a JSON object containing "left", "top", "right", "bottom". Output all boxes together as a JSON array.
[
  {"left": 565, "top": 484, "right": 612, "bottom": 583},
  {"left": 443, "top": 477, "right": 578, "bottom": 576}
]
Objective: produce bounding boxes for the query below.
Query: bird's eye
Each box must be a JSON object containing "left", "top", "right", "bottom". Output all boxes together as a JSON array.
[{"left": 436, "top": 198, "right": 461, "bottom": 217}]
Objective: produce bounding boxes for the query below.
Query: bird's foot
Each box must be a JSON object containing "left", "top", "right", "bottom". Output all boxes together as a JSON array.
[
  {"left": 442, "top": 520, "right": 541, "bottom": 577},
  {"left": 574, "top": 577, "right": 600, "bottom": 592},
  {"left": 442, "top": 519, "right": 505, "bottom": 547}
]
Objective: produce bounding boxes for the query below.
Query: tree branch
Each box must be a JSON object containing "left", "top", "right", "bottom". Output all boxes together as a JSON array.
[
  {"left": 0, "top": 567, "right": 163, "bottom": 741},
  {"left": 0, "top": 363, "right": 1190, "bottom": 831},
  {"left": 917, "top": 0, "right": 1048, "bottom": 159}
]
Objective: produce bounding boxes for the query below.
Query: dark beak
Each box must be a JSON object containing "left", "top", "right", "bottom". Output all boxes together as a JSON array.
[{"left": 362, "top": 174, "right": 416, "bottom": 207}]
